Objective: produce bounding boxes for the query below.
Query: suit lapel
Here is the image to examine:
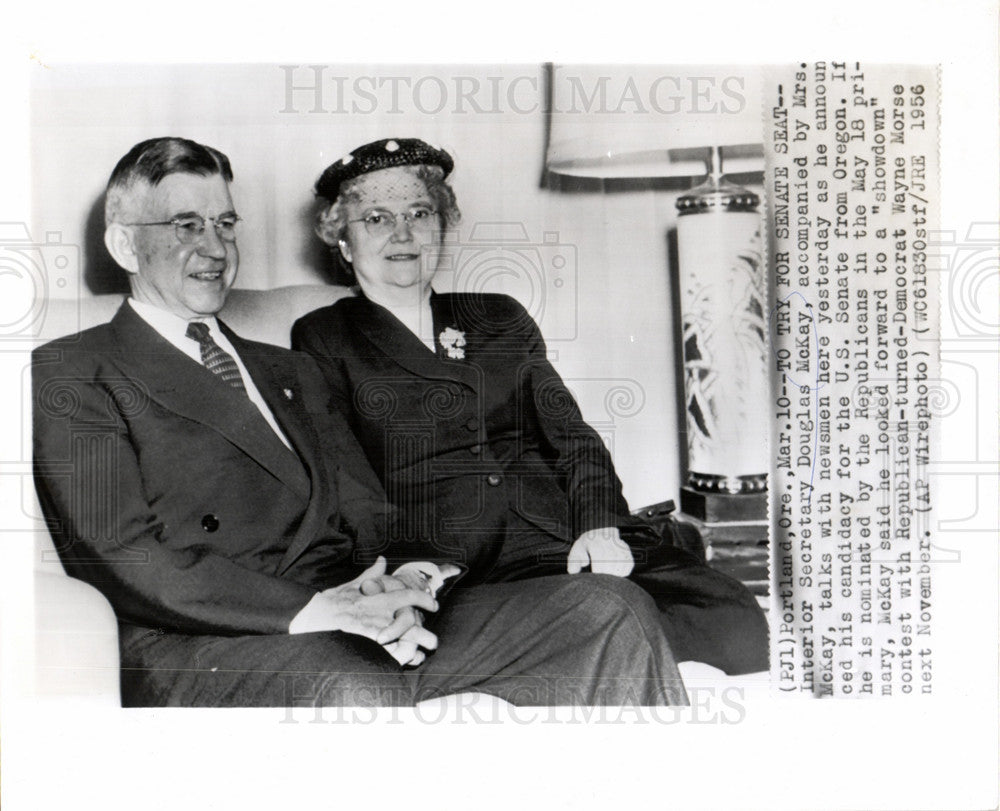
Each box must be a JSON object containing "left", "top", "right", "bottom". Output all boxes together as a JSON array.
[
  {"left": 109, "top": 305, "right": 310, "bottom": 501},
  {"left": 226, "top": 329, "right": 347, "bottom": 575},
  {"left": 347, "top": 294, "right": 481, "bottom": 392},
  {"left": 222, "top": 326, "right": 316, "bottom": 500}
]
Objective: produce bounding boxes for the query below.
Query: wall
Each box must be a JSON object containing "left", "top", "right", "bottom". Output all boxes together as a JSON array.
[{"left": 29, "top": 63, "right": 746, "bottom": 508}]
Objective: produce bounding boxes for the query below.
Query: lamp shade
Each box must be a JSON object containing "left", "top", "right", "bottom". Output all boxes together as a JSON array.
[{"left": 544, "top": 65, "right": 764, "bottom": 181}]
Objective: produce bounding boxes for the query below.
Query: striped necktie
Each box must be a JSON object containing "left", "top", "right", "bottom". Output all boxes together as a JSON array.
[{"left": 185, "top": 321, "right": 247, "bottom": 394}]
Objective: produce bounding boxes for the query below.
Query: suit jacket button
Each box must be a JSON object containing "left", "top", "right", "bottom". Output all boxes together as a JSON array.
[
  {"left": 201, "top": 514, "right": 220, "bottom": 533},
  {"left": 486, "top": 473, "right": 502, "bottom": 487},
  {"left": 465, "top": 418, "right": 479, "bottom": 431},
  {"left": 469, "top": 444, "right": 482, "bottom": 455}
]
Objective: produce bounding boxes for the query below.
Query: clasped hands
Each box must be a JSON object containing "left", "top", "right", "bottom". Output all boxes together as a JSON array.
[
  {"left": 289, "top": 557, "right": 461, "bottom": 667},
  {"left": 290, "top": 527, "right": 631, "bottom": 664}
]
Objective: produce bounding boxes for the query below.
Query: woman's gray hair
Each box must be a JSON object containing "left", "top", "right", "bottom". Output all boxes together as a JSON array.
[{"left": 315, "top": 164, "right": 461, "bottom": 250}]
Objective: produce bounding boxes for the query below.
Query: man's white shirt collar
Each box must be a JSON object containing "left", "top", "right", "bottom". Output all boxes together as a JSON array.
[
  {"left": 126, "top": 298, "right": 293, "bottom": 451},
  {"left": 128, "top": 297, "right": 222, "bottom": 365}
]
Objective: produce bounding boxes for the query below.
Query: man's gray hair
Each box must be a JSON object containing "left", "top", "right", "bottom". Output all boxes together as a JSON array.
[{"left": 105, "top": 137, "right": 233, "bottom": 225}]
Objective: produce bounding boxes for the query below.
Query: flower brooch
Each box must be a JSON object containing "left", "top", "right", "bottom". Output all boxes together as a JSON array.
[{"left": 438, "top": 327, "right": 466, "bottom": 360}]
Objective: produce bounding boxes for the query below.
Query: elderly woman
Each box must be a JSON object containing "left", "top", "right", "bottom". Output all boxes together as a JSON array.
[{"left": 292, "top": 138, "right": 768, "bottom": 675}]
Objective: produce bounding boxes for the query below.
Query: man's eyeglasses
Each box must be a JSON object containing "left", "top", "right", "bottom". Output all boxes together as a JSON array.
[
  {"left": 125, "top": 215, "right": 241, "bottom": 245},
  {"left": 348, "top": 206, "right": 438, "bottom": 237}
]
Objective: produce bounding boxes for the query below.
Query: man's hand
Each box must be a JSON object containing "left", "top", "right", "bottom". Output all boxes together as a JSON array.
[
  {"left": 567, "top": 527, "right": 634, "bottom": 577},
  {"left": 357, "top": 562, "right": 462, "bottom": 666},
  {"left": 288, "top": 557, "right": 439, "bottom": 666}
]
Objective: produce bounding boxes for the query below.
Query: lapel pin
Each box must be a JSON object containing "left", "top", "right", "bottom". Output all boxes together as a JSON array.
[{"left": 283, "top": 388, "right": 294, "bottom": 400}]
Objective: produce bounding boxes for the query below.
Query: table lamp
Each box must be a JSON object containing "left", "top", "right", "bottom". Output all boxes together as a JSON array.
[{"left": 543, "top": 65, "right": 768, "bottom": 525}]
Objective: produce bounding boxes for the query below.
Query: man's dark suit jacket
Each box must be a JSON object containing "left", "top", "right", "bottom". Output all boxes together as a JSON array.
[
  {"left": 33, "top": 303, "right": 389, "bottom": 638},
  {"left": 292, "top": 292, "right": 660, "bottom": 581}
]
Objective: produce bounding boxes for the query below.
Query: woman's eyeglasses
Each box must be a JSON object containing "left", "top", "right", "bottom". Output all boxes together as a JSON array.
[{"left": 349, "top": 206, "right": 438, "bottom": 237}]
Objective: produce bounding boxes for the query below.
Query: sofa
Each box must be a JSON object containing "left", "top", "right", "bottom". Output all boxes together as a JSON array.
[{"left": 32, "top": 284, "right": 709, "bottom": 703}]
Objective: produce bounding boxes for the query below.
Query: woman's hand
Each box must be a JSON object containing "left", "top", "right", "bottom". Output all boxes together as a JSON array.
[{"left": 567, "top": 528, "right": 634, "bottom": 577}]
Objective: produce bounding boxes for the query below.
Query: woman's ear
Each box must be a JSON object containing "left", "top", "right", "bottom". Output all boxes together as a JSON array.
[
  {"left": 104, "top": 223, "right": 140, "bottom": 275},
  {"left": 337, "top": 239, "right": 353, "bottom": 265}
]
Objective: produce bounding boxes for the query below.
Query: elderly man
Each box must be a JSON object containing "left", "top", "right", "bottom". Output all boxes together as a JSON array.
[{"left": 32, "top": 137, "right": 687, "bottom": 707}]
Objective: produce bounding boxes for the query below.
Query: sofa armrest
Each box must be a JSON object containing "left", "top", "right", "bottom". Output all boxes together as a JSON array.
[
  {"left": 632, "top": 499, "right": 706, "bottom": 562},
  {"left": 34, "top": 572, "right": 120, "bottom": 703}
]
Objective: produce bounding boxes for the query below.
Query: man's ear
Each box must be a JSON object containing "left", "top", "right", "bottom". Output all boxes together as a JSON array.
[
  {"left": 337, "top": 239, "right": 353, "bottom": 265},
  {"left": 104, "top": 223, "right": 140, "bottom": 275}
]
